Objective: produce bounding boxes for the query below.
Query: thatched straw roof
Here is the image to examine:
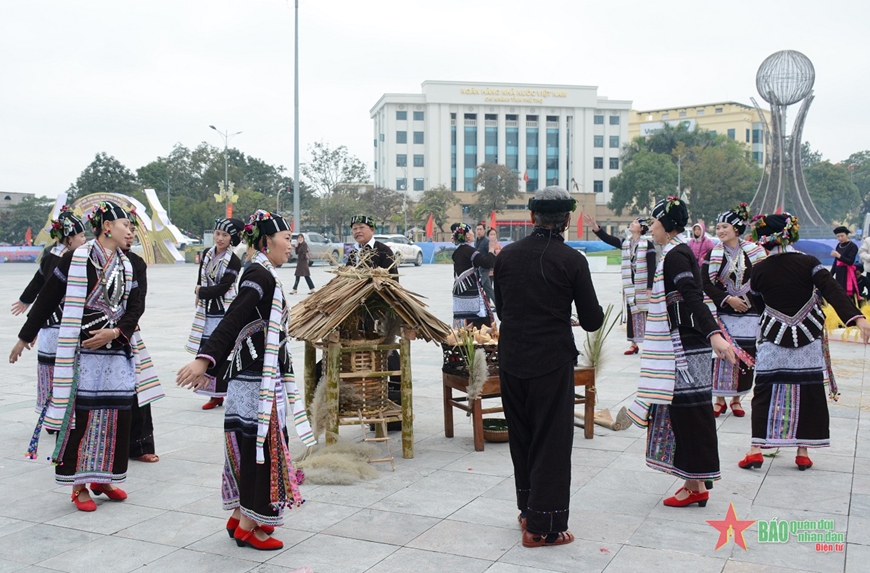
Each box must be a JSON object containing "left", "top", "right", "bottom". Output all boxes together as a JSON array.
[{"left": 288, "top": 266, "right": 451, "bottom": 343}]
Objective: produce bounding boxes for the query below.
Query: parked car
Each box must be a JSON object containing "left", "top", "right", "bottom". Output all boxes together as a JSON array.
[
  {"left": 291, "top": 232, "right": 343, "bottom": 265},
  {"left": 373, "top": 234, "right": 424, "bottom": 266}
]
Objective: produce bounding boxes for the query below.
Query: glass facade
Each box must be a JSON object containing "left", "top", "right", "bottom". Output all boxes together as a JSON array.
[
  {"left": 464, "top": 114, "right": 477, "bottom": 191},
  {"left": 451, "top": 124, "right": 457, "bottom": 191},
  {"left": 526, "top": 126, "right": 539, "bottom": 192},
  {"left": 506, "top": 126, "right": 519, "bottom": 171},
  {"left": 546, "top": 127, "right": 559, "bottom": 186},
  {"left": 485, "top": 125, "right": 498, "bottom": 164}
]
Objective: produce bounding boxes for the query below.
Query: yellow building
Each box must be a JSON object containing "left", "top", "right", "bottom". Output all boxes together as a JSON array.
[{"left": 629, "top": 101, "right": 771, "bottom": 167}]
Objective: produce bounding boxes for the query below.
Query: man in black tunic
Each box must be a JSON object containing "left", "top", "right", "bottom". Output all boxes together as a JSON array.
[
  {"left": 345, "top": 214, "right": 398, "bottom": 277},
  {"left": 494, "top": 186, "right": 604, "bottom": 548},
  {"left": 831, "top": 225, "right": 859, "bottom": 300}
]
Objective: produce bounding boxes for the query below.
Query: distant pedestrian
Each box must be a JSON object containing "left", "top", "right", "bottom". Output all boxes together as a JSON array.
[
  {"left": 831, "top": 225, "right": 859, "bottom": 302},
  {"left": 451, "top": 223, "right": 495, "bottom": 329},
  {"left": 474, "top": 222, "right": 495, "bottom": 303},
  {"left": 689, "top": 222, "right": 714, "bottom": 267},
  {"left": 291, "top": 234, "right": 315, "bottom": 295}
]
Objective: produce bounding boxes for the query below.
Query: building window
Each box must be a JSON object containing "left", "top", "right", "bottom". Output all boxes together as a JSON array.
[
  {"left": 746, "top": 129, "right": 751, "bottom": 143},
  {"left": 526, "top": 114, "right": 538, "bottom": 122},
  {"left": 373, "top": 138, "right": 377, "bottom": 147},
  {"left": 485, "top": 113, "right": 497, "bottom": 120},
  {"left": 413, "top": 154, "right": 424, "bottom": 167},
  {"left": 546, "top": 127, "right": 559, "bottom": 186},
  {"left": 727, "top": 129, "right": 736, "bottom": 140},
  {"left": 396, "top": 177, "right": 407, "bottom": 190},
  {"left": 678, "top": 111, "right": 686, "bottom": 118},
  {"left": 609, "top": 157, "right": 619, "bottom": 170},
  {"left": 609, "top": 136, "right": 620, "bottom": 148},
  {"left": 594, "top": 115, "right": 604, "bottom": 125},
  {"left": 662, "top": 113, "right": 670, "bottom": 119},
  {"left": 593, "top": 180, "right": 604, "bottom": 193},
  {"left": 506, "top": 127, "right": 519, "bottom": 171},
  {"left": 396, "top": 131, "right": 407, "bottom": 144},
  {"left": 413, "top": 111, "right": 424, "bottom": 121},
  {"left": 465, "top": 125, "right": 478, "bottom": 191},
  {"left": 594, "top": 157, "right": 604, "bottom": 169},
  {"left": 485, "top": 126, "right": 498, "bottom": 163},
  {"left": 396, "top": 110, "right": 407, "bottom": 120},
  {"left": 546, "top": 115, "right": 558, "bottom": 122},
  {"left": 715, "top": 108, "right": 723, "bottom": 114},
  {"left": 379, "top": 133, "right": 385, "bottom": 141},
  {"left": 451, "top": 125, "right": 457, "bottom": 191},
  {"left": 413, "top": 131, "right": 424, "bottom": 144},
  {"left": 609, "top": 116, "right": 620, "bottom": 125},
  {"left": 710, "top": 130, "right": 717, "bottom": 137},
  {"left": 752, "top": 129, "right": 761, "bottom": 144},
  {"left": 594, "top": 135, "right": 604, "bottom": 148},
  {"left": 413, "top": 178, "right": 424, "bottom": 191},
  {"left": 526, "top": 127, "right": 539, "bottom": 192},
  {"left": 506, "top": 114, "right": 518, "bottom": 121},
  {"left": 396, "top": 154, "right": 407, "bottom": 167},
  {"left": 753, "top": 151, "right": 763, "bottom": 165},
  {"left": 374, "top": 161, "right": 377, "bottom": 169}
]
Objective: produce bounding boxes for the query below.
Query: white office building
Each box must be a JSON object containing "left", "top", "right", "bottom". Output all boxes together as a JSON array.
[{"left": 370, "top": 81, "right": 632, "bottom": 204}]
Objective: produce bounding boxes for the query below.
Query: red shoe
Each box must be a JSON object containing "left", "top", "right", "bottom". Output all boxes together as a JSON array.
[
  {"left": 738, "top": 452, "right": 764, "bottom": 469},
  {"left": 796, "top": 455, "right": 814, "bottom": 471},
  {"left": 71, "top": 489, "right": 96, "bottom": 512},
  {"left": 90, "top": 483, "right": 127, "bottom": 500},
  {"left": 713, "top": 403, "right": 727, "bottom": 418},
  {"left": 663, "top": 487, "right": 709, "bottom": 508},
  {"left": 730, "top": 401, "right": 745, "bottom": 417},
  {"left": 202, "top": 398, "right": 224, "bottom": 410},
  {"left": 234, "top": 526, "right": 283, "bottom": 550},
  {"left": 624, "top": 345, "right": 639, "bottom": 355},
  {"left": 226, "top": 516, "right": 274, "bottom": 538}
]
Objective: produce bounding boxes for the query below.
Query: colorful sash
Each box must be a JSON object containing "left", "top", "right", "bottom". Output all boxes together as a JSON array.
[
  {"left": 252, "top": 252, "right": 316, "bottom": 469},
  {"left": 185, "top": 246, "right": 237, "bottom": 354},
  {"left": 621, "top": 237, "right": 650, "bottom": 315},
  {"left": 42, "top": 241, "right": 132, "bottom": 461},
  {"left": 834, "top": 259, "right": 859, "bottom": 297},
  {"left": 132, "top": 330, "right": 164, "bottom": 406},
  {"left": 628, "top": 236, "right": 682, "bottom": 427}
]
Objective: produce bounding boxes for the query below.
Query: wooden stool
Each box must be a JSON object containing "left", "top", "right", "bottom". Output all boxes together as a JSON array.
[{"left": 442, "top": 366, "right": 596, "bottom": 451}]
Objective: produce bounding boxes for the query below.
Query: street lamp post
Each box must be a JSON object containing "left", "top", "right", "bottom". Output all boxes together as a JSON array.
[
  {"left": 209, "top": 125, "right": 242, "bottom": 216},
  {"left": 401, "top": 166, "right": 408, "bottom": 234}
]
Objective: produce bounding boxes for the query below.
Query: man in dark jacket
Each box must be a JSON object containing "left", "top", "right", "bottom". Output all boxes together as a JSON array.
[
  {"left": 474, "top": 222, "right": 495, "bottom": 302},
  {"left": 494, "top": 186, "right": 604, "bottom": 548},
  {"left": 345, "top": 214, "right": 397, "bottom": 278}
]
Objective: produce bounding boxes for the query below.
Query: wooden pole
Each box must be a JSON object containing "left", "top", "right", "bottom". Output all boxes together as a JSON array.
[
  {"left": 399, "top": 335, "right": 414, "bottom": 458},
  {"left": 304, "top": 341, "right": 316, "bottom": 421},
  {"left": 326, "top": 341, "right": 341, "bottom": 445}
]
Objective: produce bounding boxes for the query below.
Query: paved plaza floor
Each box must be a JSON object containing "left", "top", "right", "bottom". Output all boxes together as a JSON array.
[{"left": 1, "top": 260, "right": 869, "bottom": 573}]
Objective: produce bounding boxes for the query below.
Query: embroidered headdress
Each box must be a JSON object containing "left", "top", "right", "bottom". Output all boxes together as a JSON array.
[
  {"left": 214, "top": 217, "right": 245, "bottom": 247},
  {"left": 350, "top": 214, "right": 375, "bottom": 228},
  {"left": 650, "top": 196, "right": 689, "bottom": 232},
  {"left": 450, "top": 222, "right": 471, "bottom": 245},
  {"left": 49, "top": 205, "right": 85, "bottom": 241},
  {"left": 241, "top": 210, "right": 291, "bottom": 247},
  {"left": 716, "top": 202, "right": 751, "bottom": 235},
  {"left": 87, "top": 201, "right": 137, "bottom": 232},
  {"left": 752, "top": 213, "right": 800, "bottom": 247}
]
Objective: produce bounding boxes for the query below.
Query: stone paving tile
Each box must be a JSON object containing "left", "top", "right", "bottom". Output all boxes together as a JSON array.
[
  {"left": 483, "top": 564, "right": 562, "bottom": 573},
  {"left": 602, "top": 545, "right": 726, "bottom": 573},
  {"left": 628, "top": 516, "right": 736, "bottom": 560},
  {"left": 369, "top": 485, "right": 477, "bottom": 519},
  {"left": 323, "top": 508, "right": 439, "bottom": 545},
  {"left": 46, "top": 502, "right": 166, "bottom": 535},
  {"left": 407, "top": 519, "right": 520, "bottom": 561},
  {"left": 721, "top": 561, "right": 822, "bottom": 573},
  {"left": 115, "top": 510, "right": 226, "bottom": 547},
  {"left": 36, "top": 535, "right": 176, "bottom": 573},
  {"left": 279, "top": 501, "right": 362, "bottom": 533},
  {"left": 364, "top": 547, "right": 492, "bottom": 573},
  {"left": 185, "top": 529, "right": 311, "bottom": 564},
  {"left": 447, "top": 496, "right": 524, "bottom": 530},
  {"left": 129, "top": 548, "right": 257, "bottom": 573},
  {"left": 754, "top": 469, "right": 853, "bottom": 515},
  {"left": 264, "top": 533, "right": 398, "bottom": 573},
  {"left": 845, "top": 542, "right": 870, "bottom": 573},
  {"left": 497, "top": 537, "right": 619, "bottom": 573}
]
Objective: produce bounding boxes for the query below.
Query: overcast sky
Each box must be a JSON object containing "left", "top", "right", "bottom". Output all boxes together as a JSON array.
[{"left": 2, "top": 0, "right": 866, "bottom": 198}]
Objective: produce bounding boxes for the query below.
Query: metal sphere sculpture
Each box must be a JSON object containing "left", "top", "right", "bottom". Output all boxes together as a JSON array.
[{"left": 756, "top": 50, "right": 815, "bottom": 106}]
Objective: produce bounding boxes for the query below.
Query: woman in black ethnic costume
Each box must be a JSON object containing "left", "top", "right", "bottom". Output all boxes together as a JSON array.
[
  {"left": 451, "top": 222, "right": 496, "bottom": 329},
  {"left": 185, "top": 217, "right": 245, "bottom": 411},
  {"left": 627, "top": 197, "right": 736, "bottom": 509},
  {"left": 494, "top": 186, "right": 604, "bottom": 548},
  {"left": 10, "top": 201, "right": 142, "bottom": 511},
  {"left": 737, "top": 214, "right": 870, "bottom": 471},
  {"left": 830, "top": 225, "right": 860, "bottom": 304},
  {"left": 702, "top": 203, "right": 766, "bottom": 418},
  {"left": 11, "top": 206, "right": 86, "bottom": 417},
  {"left": 177, "top": 210, "right": 315, "bottom": 551},
  {"left": 584, "top": 212, "right": 656, "bottom": 355}
]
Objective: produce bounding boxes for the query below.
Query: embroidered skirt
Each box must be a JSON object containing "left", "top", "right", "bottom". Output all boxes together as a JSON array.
[
  {"left": 55, "top": 349, "right": 136, "bottom": 486},
  {"left": 751, "top": 339, "right": 830, "bottom": 448},
  {"left": 36, "top": 325, "right": 60, "bottom": 413},
  {"left": 645, "top": 335, "right": 720, "bottom": 481},
  {"left": 712, "top": 312, "right": 759, "bottom": 397},
  {"left": 196, "top": 314, "right": 228, "bottom": 397},
  {"left": 222, "top": 369, "right": 302, "bottom": 526},
  {"left": 626, "top": 304, "right": 647, "bottom": 343}
]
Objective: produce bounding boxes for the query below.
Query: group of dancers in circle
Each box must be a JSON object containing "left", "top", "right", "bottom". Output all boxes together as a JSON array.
[
  {"left": 591, "top": 198, "right": 870, "bottom": 508},
  {"left": 9, "top": 202, "right": 313, "bottom": 553}
]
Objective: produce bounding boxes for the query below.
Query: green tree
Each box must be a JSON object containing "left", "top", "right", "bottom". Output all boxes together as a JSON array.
[
  {"left": 413, "top": 185, "right": 460, "bottom": 232},
  {"left": 301, "top": 142, "right": 369, "bottom": 197},
  {"left": 0, "top": 196, "right": 55, "bottom": 244},
  {"left": 681, "top": 144, "right": 762, "bottom": 222},
  {"left": 804, "top": 161, "right": 861, "bottom": 224},
  {"left": 607, "top": 150, "right": 677, "bottom": 215},
  {"left": 471, "top": 163, "right": 519, "bottom": 220},
  {"left": 69, "top": 152, "right": 142, "bottom": 204},
  {"left": 360, "top": 187, "right": 404, "bottom": 230},
  {"left": 621, "top": 122, "right": 719, "bottom": 166},
  {"left": 800, "top": 141, "right": 824, "bottom": 168},
  {"left": 843, "top": 151, "right": 870, "bottom": 216}
]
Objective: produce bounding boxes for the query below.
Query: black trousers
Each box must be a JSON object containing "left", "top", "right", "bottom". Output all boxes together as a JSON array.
[
  {"left": 129, "top": 401, "right": 156, "bottom": 458},
  {"left": 500, "top": 359, "right": 575, "bottom": 534},
  {"left": 293, "top": 276, "right": 315, "bottom": 290}
]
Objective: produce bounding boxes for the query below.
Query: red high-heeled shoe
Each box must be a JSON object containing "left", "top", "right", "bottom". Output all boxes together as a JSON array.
[
  {"left": 713, "top": 403, "right": 727, "bottom": 418},
  {"left": 71, "top": 489, "right": 96, "bottom": 512},
  {"left": 738, "top": 452, "right": 764, "bottom": 469},
  {"left": 730, "top": 401, "right": 745, "bottom": 417},
  {"left": 624, "top": 345, "right": 639, "bottom": 355},
  {"left": 234, "top": 526, "right": 283, "bottom": 551},
  {"left": 663, "top": 487, "right": 709, "bottom": 507},
  {"left": 226, "top": 516, "right": 274, "bottom": 538},
  {"left": 202, "top": 398, "right": 223, "bottom": 410},
  {"left": 90, "top": 483, "right": 127, "bottom": 501},
  {"left": 795, "top": 455, "right": 814, "bottom": 471}
]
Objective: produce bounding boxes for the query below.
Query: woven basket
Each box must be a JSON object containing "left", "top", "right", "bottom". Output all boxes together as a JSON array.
[
  {"left": 441, "top": 343, "right": 499, "bottom": 377},
  {"left": 482, "top": 418, "right": 509, "bottom": 443},
  {"left": 336, "top": 338, "right": 389, "bottom": 417}
]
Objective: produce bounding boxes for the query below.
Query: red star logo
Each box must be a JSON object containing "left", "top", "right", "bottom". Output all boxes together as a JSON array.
[{"left": 706, "top": 502, "right": 756, "bottom": 550}]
